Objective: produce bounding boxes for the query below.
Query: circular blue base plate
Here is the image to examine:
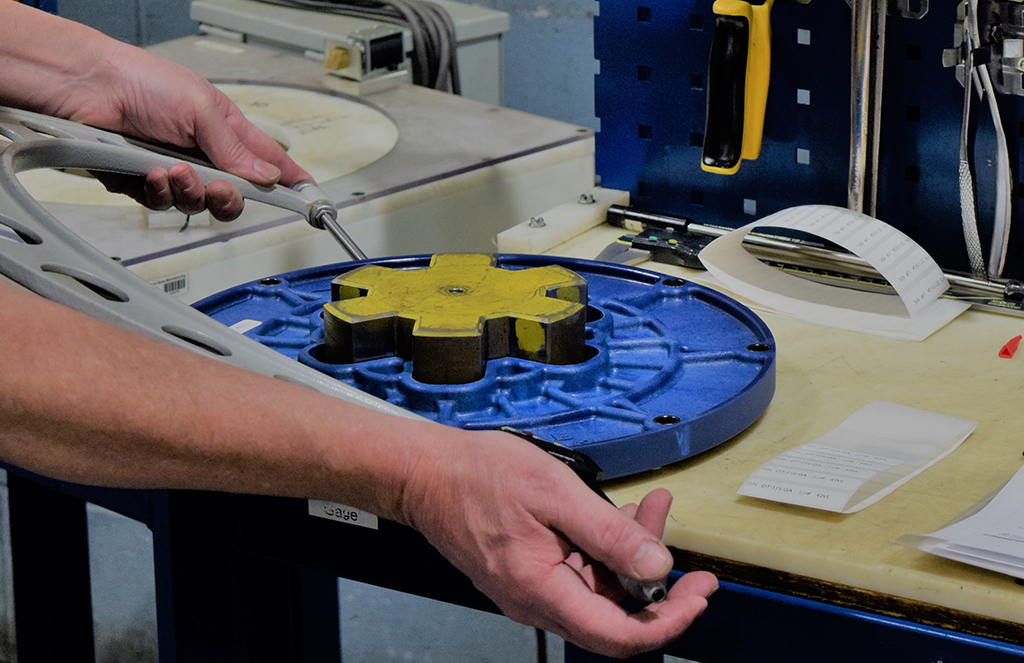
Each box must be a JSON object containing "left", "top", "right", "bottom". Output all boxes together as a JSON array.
[{"left": 194, "top": 255, "right": 775, "bottom": 479}]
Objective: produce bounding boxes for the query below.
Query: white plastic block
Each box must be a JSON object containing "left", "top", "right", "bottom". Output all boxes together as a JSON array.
[{"left": 496, "top": 187, "right": 630, "bottom": 255}]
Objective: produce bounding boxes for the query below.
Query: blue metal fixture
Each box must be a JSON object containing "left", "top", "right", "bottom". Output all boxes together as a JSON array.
[{"left": 194, "top": 254, "right": 776, "bottom": 478}]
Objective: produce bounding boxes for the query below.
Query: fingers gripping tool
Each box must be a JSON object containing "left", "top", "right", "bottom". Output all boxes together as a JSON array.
[
  {"left": 499, "top": 427, "right": 669, "bottom": 603},
  {"left": 0, "top": 107, "right": 366, "bottom": 259}
]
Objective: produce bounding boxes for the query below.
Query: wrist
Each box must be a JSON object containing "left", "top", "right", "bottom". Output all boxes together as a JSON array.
[
  {"left": 395, "top": 424, "right": 482, "bottom": 531},
  {"left": 299, "top": 405, "right": 461, "bottom": 528}
]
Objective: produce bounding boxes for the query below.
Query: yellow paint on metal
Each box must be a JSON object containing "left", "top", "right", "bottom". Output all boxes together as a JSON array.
[
  {"left": 327, "top": 254, "right": 584, "bottom": 334},
  {"left": 322, "top": 254, "right": 589, "bottom": 383},
  {"left": 514, "top": 318, "right": 546, "bottom": 354}
]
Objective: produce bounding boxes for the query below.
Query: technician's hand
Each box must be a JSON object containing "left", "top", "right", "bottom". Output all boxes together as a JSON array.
[
  {"left": 65, "top": 43, "right": 312, "bottom": 221},
  {"left": 400, "top": 431, "right": 718, "bottom": 658}
]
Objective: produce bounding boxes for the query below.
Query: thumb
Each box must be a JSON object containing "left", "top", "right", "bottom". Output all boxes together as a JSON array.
[{"left": 557, "top": 487, "right": 675, "bottom": 582}]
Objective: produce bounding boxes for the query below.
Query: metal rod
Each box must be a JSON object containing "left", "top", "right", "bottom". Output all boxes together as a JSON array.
[
  {"left": 321, "top": 214, "right": 368, "bottom": 261},
  {"left": 866, "top": 0, "right": 887, "bottom": 218},
  {"left": 848, "top": 0, "right": 886, "bottom": 216},
  {"left": 605, "top": 205, "right": 1018, "bottom": 300},
  {"left": 848, "top": 0, "right": 873, "bottom": 213}
]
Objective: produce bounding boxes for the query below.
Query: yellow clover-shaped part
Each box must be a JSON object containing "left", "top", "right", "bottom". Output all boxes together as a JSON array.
[{"left": 322, "top": 254, "right": 588, "bottom": 384}]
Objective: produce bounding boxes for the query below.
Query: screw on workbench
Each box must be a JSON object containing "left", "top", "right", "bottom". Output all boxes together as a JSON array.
[{"left": 529, "top": 216, "right": 546, "bottom": 228}]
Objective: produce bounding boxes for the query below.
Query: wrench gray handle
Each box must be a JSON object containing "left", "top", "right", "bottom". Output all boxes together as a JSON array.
[{"left": 2, "top": 106, "right": 325, "bottom": 220}]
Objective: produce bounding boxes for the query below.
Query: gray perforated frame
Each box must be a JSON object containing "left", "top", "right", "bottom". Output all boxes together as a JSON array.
[{"left": 0, "top": 106, "right": 423, "bottom": 420}]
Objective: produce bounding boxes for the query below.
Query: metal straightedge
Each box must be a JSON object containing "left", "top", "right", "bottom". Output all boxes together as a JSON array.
[{"left": 0, "top": 106, "right": 421, "bottom": 421}]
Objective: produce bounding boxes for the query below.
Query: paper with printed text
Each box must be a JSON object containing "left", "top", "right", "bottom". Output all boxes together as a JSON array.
[
  {"left": 699, "top": 205, "right": 971, "bottom": 340},
  {"left": 738, "top": 402, "right": 977, "bottom": 513}
]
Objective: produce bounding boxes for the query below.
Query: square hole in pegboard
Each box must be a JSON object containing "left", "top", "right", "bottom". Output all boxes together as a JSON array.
[
  {"left": 637, "top": 6, "right": 651, "bottom": 22},
  {"left": 796, "top": 148, "right": 811, "bottom": 165},
  {"left": 690, "top": 73, "right": 704, "bottom": 90},
  {"left": 797, "top": 28, "right": 811, "bottom": 45},
  {"left": 689, "top": 131, "right": 704, "bottom": 147},
  {"left": 691, "top": 190, "right": 704, "bottom": 206},
  {"left": 904, "top": 225, "right": 919, "bottom": 240},
  {"left": 906, "top": 43, "right": 921, "bottom": 61},
  {"left": 637, "top": 65, "right": 652, "bottom": 81},
  {"left": 638, "top": 181, "right": 651, "bottom": 197},
  {"left": 743, "top": 199, "right": 757, "bottom": 215},
  {"left": 1019, "top": 121, "right": 1024, "bottom": 138},
  {"left": 906, "top": 105, "right": 920, "bottom": 122},
  {"left": 1017, "top": 182, "right": 1024, "bottom": 198},
  {"left": 690, "top": 14, "right": 703, "bottom": 30},
  {"left": 638, "top": 124, "right": 652, "bottom": 139},
  {"left": 905, "top": 165, "right": 920, "bottom": 183}
]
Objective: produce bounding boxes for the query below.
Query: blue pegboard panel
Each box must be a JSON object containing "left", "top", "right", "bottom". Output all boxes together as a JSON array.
[
  {"left": 595, "top": 0, "right": 1024, "bottom": 279},
  {"left": 21, "top": 0, "right": 57, "bottom": 11},
  {"left": 194, "top": 255, "right": 776, "bottom": 479}
]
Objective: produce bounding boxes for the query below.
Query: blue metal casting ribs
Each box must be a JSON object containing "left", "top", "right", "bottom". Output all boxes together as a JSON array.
[{"left": 194, "top": 254, "right": 776, "bottom": 478}]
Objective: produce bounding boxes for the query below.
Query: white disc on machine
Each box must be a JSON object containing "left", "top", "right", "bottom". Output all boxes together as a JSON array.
[{"left": 16, "top": 84, "right": 399, "bottom": 206}]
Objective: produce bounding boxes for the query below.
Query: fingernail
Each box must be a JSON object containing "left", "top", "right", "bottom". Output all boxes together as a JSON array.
[
  {"left": 254, "top": 159, "right": 280, "bottom": 180},
  {"left": 208, "top": 187, "right": 232, "bottom": 208},
  {"left": 172, "top": 170, "right": 191, "bottom": 187},
  {"left": 632, "top": 541, "right": 672, "bottom": 579},
  {"left": 152, "top": 174, "right": 170, "bottom": 196}
]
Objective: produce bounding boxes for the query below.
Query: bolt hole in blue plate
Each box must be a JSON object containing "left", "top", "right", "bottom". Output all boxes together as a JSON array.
[{"left": 194, "top": 255, "right": 776, "bottom": 478}]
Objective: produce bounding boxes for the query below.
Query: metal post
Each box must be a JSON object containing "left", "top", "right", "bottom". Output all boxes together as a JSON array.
[{"left": 849, "top": 0, "right": 887, "bottom": 216}]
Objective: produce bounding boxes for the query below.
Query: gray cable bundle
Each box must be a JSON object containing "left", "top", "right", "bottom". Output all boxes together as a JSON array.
[{"left": 255, "top": 0, "right": 460, "bottom": 94}]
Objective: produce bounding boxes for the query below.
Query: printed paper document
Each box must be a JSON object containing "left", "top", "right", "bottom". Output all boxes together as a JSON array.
[
  {"left": 738, "top": 402, "right": 977, "bottom": 513},
  {"left": 699, "top": 205, "right": 970, "bottom": 340},
  {"left": 898, "top": 463, "right": 1024, "bottom": 579}
]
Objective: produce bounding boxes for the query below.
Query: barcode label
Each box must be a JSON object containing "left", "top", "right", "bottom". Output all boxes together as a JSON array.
[{"left": 151, "top": 273, "right": 188, "bottom": 297}]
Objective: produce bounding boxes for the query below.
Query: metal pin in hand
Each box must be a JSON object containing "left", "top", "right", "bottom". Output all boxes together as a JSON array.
[{"left": 498, "top": 426, "right": 670, "bottom": 603}]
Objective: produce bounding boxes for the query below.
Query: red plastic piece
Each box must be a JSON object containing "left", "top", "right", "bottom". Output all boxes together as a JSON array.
[{"left": 999, "top": 335, "right": 1022, "bottom": 359}]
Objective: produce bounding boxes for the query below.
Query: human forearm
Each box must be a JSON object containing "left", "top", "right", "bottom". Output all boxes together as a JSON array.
[
  {"left": 0, "top": 280, "right": 428, "bottom": 519},
  {"left": 0, "top": 2, "right": 121, "bottom": 117}
]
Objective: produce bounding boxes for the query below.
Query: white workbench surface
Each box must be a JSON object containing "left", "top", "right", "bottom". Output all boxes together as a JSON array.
[{"left": 549, "top": 224, "right": 1024, "bottom": 638}]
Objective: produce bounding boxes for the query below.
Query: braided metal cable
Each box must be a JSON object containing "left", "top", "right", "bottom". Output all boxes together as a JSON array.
[
  {"left": 959, "top": 160, "right": 987, "bottom": 278},
  {"left": 958, "top": 3, "right": 987, "bottom": 278}
]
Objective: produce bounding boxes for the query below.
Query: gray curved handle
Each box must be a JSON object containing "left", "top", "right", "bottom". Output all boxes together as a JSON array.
[
  {"left": 1, "top": 107, "right": 328, "bottom": 219},
  {"left": 0, "top": 106, "right": 419, "bottom": 422}
]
